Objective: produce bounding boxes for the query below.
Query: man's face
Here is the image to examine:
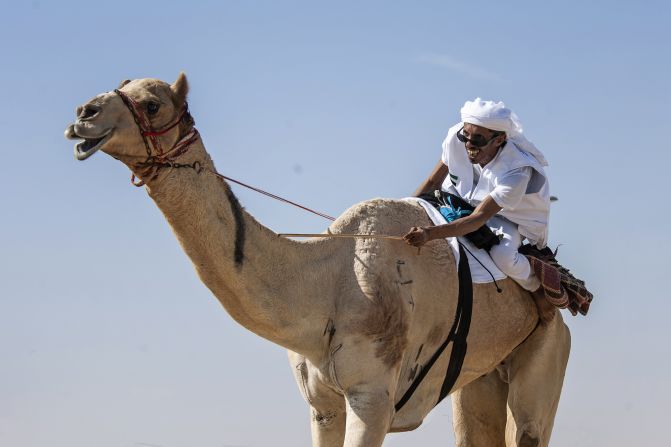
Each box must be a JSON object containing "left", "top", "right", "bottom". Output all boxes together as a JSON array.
[{"left": 461, "top": 123, "right": 506, "bottom": 166}]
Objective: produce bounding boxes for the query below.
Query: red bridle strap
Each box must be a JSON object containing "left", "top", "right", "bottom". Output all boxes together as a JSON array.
[
  {"left": 142, "top": 108, "right": 186, "bottom": 137},
  {"left": 114, "top": 88, "right": 188, "bottom": 156},
  {"left": 114, "top": 88, "right": 335, "bottom": 221}
]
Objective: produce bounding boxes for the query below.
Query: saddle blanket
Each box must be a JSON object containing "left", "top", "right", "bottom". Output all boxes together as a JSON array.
[
  {"left": 403, "top": 197, "right": 506, "bottom": 284},
  {"left": 519, "top": 244, "right": 593, "bottom": 316}
]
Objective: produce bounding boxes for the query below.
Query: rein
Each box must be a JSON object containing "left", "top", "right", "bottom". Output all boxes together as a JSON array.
[
  {"left": 113, "top": 87, "right": 482, "bottom": 411},
  {"left": 114, "top": 88, "right": 338, "bottom": 221},
  {"left": 278, "top": 233, "right": 403, "bottom": 240}
]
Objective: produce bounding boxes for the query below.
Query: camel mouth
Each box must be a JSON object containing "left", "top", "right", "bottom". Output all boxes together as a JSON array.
[
  {"left": 75, "top": 133, "right": 111, "bottom": 160},
  {"left": 66, "top": 125, "right": 113, "bottom": 160}
]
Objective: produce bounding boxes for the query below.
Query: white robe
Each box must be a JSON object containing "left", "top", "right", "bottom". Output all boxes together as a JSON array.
[{"left": 441, "top": 123, "right": 551, "bottom": 248}]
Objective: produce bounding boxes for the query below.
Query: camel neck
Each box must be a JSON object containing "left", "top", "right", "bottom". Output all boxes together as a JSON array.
[{"left": 140, "top": 140, "right": 338, "bottom": 359}]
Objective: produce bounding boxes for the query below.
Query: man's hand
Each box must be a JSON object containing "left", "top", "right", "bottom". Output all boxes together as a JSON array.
[
  {"left": 403, "top": 196, "right": 503, "bottom": 248},
  {"left": 403, "top": 226, "right": 432, "bottom": 247}
]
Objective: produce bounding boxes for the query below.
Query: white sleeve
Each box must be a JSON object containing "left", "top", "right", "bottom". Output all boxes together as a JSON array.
[
  {"left": 441, "top": 137, "right": 450, "bottom": 165},
  {"left": 441, "top": 123, "right": 463, "bottom": 166},
  {"left": 489, "top": 166, "right": 533, "bottom": 210}
]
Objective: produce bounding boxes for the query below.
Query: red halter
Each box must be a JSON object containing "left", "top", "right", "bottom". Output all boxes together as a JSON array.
[
  {"left": 114, "top": 88, "right": 199, "bottom": 185},
  {"left": 112, "top": 87, "right": 336, "bottom": 221}
]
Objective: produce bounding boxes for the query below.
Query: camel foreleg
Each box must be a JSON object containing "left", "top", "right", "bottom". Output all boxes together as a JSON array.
[
  {"left": 309, "top": 404, "right": 346, "bottom": 447},
  {"left": 288, "top": 352, "right": 346, "bottom": 447},
  {"left": 305, "top": 378, "right": 346, "bottom": 447},
  {"left": 342, "top": 384, "right": 394, "bottom": 447}
]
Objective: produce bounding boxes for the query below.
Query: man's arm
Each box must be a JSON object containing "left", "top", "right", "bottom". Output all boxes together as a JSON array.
[
  {"left": 403, "top": 195, "right": 502, "bottom": 246},
  {"left": 413, "top": 160, "right": 449, "bottom": 197}
]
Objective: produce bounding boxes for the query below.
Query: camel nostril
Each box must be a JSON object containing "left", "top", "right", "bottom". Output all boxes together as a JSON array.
[{"left": 78, "top": 104, "right": 101, "bottom": 120}]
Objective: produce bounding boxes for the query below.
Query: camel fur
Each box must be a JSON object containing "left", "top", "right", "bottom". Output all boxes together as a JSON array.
[{"left": 65, "top": 74, "right": 571, "bottom": 447}]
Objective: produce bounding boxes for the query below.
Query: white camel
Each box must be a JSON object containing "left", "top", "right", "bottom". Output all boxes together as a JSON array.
[{"left": 65, "top": 74, "right": 570, "bottom": 447}]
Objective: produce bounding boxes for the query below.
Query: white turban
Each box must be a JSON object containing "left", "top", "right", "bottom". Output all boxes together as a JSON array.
[{"left": 460, "top": 98, "right": 548, "bottom": 166}]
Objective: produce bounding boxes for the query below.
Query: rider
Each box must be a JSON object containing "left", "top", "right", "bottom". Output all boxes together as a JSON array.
[{"left": 403, "top": 98, "right": 555, "bottom": 323}]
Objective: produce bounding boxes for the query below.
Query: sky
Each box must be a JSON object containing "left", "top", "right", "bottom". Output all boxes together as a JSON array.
[{"left": 1, "top": 0, "right": 670, "bottom": 446}]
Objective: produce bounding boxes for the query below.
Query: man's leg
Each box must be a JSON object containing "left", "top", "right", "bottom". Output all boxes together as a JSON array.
[
  {"left": 487, "top": 216, "right": 555, "bottom": 324},
  {"left": 531, "top": 288, "right": 556, "bottom": 325}
]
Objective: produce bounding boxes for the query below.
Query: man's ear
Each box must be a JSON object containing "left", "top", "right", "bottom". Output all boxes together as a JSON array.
[
  {"left": 496, "top": 133, "right": 507, "bottom": 148},
  {"left": 170, "top": 72, "right": 189, "bottom": 106}
]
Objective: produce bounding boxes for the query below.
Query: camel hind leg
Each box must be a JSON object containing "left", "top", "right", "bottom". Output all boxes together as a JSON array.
[
  {"left": 503, "top": 314, "right": 571, "bottom": 447},
  {"left": 451, "top": 369, "right": 508, "bottom": 447}
]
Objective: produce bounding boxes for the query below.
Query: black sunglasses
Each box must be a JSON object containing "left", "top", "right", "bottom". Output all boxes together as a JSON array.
[{"left": 456, "top": 126, "right": 502, "bottom": 148}]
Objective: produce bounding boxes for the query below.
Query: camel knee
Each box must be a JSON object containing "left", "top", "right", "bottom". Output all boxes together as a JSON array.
[
  {"left": 310, "top": 407, "right": 345, "bottom": 447},
  {"left": 312, "top": 408, "right": 339, "bottom": 428},
  {"left": 341, "top": 387, "right": 394, "bottom": 447},
  {"left": 519, "top": 432, "right": 540, "bottom": 447},
  {"left": 517, "top": 422, "right": 541, "bottom": 447},
  {"left": 345, "top": 387, "right": 393, "bottom": 421}
]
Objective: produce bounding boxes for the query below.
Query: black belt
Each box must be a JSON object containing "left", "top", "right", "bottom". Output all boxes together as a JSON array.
[{"left": 395, "top": 244, "right": 473, "bottom": 412}]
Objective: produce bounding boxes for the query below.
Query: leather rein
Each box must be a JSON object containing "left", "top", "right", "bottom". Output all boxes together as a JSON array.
[
  {"left": 111, "top": 88, "right": 516, "bottom": 412},
  {"left": 114, "top": 88, "right": 336, "bottom": 221}
]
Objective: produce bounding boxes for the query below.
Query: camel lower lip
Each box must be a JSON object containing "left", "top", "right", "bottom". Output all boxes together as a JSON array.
[{"left": 74, "top": 131, "right": 112, "bottom": 160}]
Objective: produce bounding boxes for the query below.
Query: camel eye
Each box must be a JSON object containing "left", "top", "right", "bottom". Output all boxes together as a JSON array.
[{"left": 146, "top": 102, "right": 160, "bottom": 115}]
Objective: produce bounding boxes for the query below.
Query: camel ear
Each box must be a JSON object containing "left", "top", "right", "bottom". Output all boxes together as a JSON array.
[
  {"left": 170, "top": 72, "right": 189, "bottom": 106},
  {"left": 118, "top": 79, "right": 131, "bottom": 89}
]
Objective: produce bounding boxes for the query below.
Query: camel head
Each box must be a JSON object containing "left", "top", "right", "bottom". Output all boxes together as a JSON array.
[{"left": 65, "top": 73, "right": 192, "bottom": 163}]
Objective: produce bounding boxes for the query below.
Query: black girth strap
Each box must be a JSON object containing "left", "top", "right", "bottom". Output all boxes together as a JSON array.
[
  {"left": 395, "top": 244, "right": 473, "bottom": 412},
  {"left": 436, "top": 243, "right": 473, "bottom": 405}
]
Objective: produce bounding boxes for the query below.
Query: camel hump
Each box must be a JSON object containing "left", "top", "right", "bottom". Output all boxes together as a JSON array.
[
  {"left": 329, "top": 198, "right": 456, "bottom": 371},
  {"left": 331, "top": 198, "right": 432, "bottom": 237}
]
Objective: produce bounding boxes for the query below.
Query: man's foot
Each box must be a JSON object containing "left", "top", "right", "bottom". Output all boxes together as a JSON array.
[{"left": 532, "top": 287, "right": 556, "bottom": 325}]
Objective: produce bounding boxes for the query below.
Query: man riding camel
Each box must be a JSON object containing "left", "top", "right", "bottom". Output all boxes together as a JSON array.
[{"left": 403, "top": 98, "right": 556, "bottom": 323}]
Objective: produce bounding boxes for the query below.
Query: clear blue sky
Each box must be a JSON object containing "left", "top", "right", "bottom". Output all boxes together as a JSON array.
[{"left": 1, "top": 1, "right": 669, "bottom": 446}]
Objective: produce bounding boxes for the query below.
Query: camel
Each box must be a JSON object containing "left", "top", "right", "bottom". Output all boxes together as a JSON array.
[{"left": 64, "top": 73, "right": 571, "bottom": 447}]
